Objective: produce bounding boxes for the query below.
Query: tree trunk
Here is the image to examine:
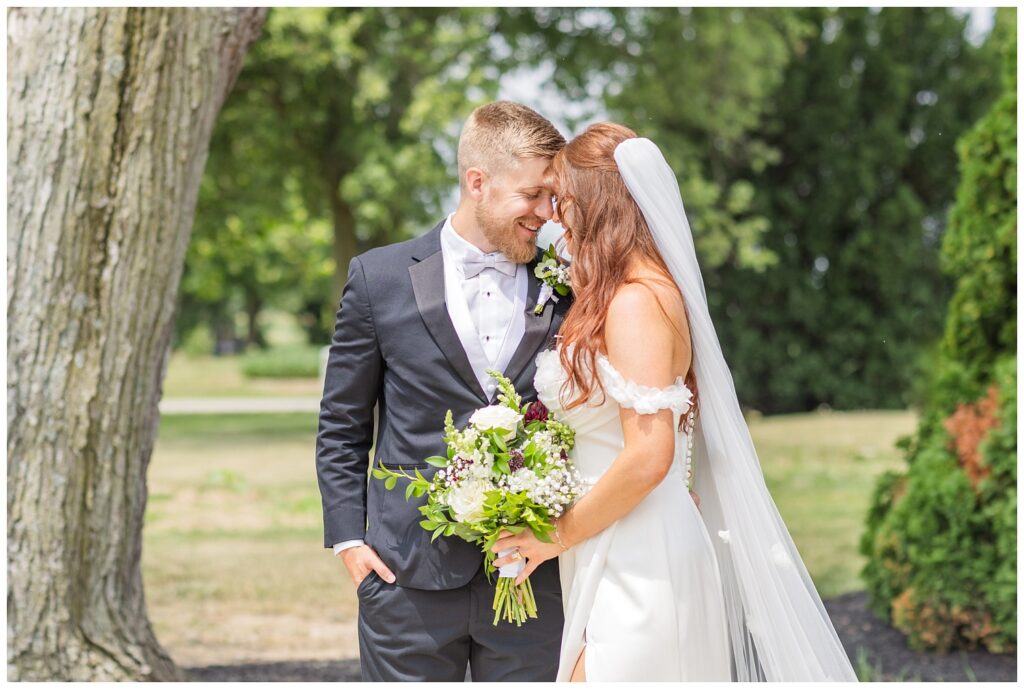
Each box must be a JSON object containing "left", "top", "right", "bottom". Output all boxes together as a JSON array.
[
  {"left": 244, "top": 290, "right": 266, "bottom": 349},
  {"left": 7, "top": 7, "right": 266, "bottom": 680},
  {"left": 328, "top": 178, "right": 359, "bottom": 304}
]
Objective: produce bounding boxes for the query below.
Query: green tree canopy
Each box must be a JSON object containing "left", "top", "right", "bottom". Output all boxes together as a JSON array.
[
  {"left": 710, "top": 7, "right": 1004, "bottom": 412},
  {"left": 504, "top": 7, "right": 807, "bottom": 271},
  {"left": 180, "top": 7, "right": 507, "bottom": 345}
]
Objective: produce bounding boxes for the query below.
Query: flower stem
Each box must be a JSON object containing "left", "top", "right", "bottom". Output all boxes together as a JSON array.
[{"left": 491, "top": 576, "right": 538, "bottom": 626}]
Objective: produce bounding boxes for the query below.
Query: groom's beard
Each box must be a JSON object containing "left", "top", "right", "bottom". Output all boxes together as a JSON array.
[{"left": 475, "top": 199, "right": 540, "bottom": 264}]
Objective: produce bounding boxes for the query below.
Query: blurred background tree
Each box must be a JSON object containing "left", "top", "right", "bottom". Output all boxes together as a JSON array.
[
  {"left": 500, "top": 7, "right": 1004, "bottom": 413},
  {"left": 502, "top": 7, "right": 807, "bottom": 271},
  {"left": 179, "top": 7, "right": 506, "bottom": 347},
  {"left": 175, "top": 6, "right": 1008, "bottom": 418},
  {"left": 860, "top": 8, "right": 1016, "bottom": 653},
  {"left": 712, "top": 7, "right": 1005, "bottom": 413}
]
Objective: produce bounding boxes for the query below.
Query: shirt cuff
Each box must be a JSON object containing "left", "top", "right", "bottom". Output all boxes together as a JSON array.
[{"left": 333, "top": 539, "right": 365, "bottom": 556}]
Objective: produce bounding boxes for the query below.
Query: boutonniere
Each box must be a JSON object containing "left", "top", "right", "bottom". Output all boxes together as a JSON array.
[{"left": 533, "top": 243, "right": 572, "bottom": 315}]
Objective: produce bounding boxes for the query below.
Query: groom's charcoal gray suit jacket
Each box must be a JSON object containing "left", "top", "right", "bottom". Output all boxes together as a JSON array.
[{"left": 316, "top": 220, "right": 571, "bottom": 590}]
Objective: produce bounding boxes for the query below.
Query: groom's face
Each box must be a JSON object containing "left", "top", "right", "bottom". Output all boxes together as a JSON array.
[{"left": 475, "top": 156, "right": 555, "bottom": 263}]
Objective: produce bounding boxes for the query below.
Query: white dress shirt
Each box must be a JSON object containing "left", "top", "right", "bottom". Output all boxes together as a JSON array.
[
  {"left": 439, "top": 214, "right": 527, "bottom": 400},
  {"left": 334, "top": 214, "right": 528, "bottom": 556}
]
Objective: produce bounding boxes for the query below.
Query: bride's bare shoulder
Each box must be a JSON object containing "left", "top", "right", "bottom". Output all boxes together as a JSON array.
[
  {"left": 607, "top": 281, "right": 668, "bottom": 320},
  {"left": 605, "top": 277, "right": 686, "bottom": 386},
  {"left": 607, "top": 271, "right": 686, "bottom": 330}
]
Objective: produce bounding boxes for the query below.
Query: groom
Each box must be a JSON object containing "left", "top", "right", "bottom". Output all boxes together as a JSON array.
[{"left": 315, "top": 101, "right": 570, "bottom": 681}]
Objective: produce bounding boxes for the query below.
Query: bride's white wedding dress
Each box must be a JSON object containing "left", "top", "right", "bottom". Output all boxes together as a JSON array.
[
  {"left": 534, "top": 347, "right": 732, "bottom": 681},
  {"left": 522, "top": 136, "right": 856, "bottom": 681}
]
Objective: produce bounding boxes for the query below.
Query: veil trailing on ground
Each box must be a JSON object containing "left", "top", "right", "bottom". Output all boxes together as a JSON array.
[{"left": 614, "top": 138, "right": 858, "bottom": 682}]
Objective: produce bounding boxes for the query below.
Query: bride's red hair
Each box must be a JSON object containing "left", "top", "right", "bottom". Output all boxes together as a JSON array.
[{"left": 548, "top": 122, "right": 698, "bottom": 420}]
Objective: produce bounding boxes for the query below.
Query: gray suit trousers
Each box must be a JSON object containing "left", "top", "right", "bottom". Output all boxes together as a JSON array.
[{"left": 357, "top": 559, "right": 563, "bottom": 681}]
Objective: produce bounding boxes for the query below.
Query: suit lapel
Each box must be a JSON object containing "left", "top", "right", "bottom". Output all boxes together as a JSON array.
[
  {"left": 500, "top": 254, "right": 557, "bottom": 390},
  {"left": 409, "top": 227, "right": 489, "bottom": 404}
]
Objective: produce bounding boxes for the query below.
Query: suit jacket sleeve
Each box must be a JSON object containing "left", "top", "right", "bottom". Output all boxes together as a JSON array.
[{"left": 316, "top": 255, "right": 383, "bottom": 547}]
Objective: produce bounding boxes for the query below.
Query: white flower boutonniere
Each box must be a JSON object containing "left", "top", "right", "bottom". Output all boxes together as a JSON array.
[{"left": 533, "top": 244, "right": 572, "bottom": 315}]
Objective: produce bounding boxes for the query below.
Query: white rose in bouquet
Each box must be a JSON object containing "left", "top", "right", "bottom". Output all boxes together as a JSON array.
[
  {"left": 468, "top": 405, "right": 520, "bottom": 440},
  {"left": 446, "top": 478, "right": 490, "bottom": 523}
]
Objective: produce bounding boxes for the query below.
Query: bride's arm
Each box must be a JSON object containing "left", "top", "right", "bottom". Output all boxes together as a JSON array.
[
  {"left": 557, "top": 282, "right": 684, "bottom": 546},
  {"left": 493, "top": 282, "right": 687, "bottom": 581}
]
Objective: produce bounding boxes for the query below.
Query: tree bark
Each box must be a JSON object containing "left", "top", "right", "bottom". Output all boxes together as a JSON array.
[
  {"left": 244, "top": 289, "right": 266, "bottom": 349},
  {"left": 7, "top": 7, "right": 266, "bottom": 680},
  {"left": 328, "top": 177, "right": 359, "bottom": 304}
]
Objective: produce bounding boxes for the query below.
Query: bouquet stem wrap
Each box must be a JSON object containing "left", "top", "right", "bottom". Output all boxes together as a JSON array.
[{"left": 496, "top": 547, "right": 527, "bottom": 578}]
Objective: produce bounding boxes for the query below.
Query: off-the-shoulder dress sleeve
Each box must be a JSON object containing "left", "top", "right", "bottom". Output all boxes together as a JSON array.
[{"left": 595, "top": 354, "right": 693, "bottom": 415}]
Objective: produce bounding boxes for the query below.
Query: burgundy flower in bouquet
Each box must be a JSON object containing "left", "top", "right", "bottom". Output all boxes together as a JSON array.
[
  {"left": 523, "top": 400, "right": 549, "bottom": 424},
  {"left": 507, "top": 449, "right": 525, "bottom": 473}
]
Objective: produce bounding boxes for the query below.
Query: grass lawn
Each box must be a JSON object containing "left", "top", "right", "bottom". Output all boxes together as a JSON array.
[
  {"left": 749, "top": 409, "right": 917, "bottom": 596},
  {"left": 162, "top": 351, "right": 324, "bottom": 398},
  {"left": 164, "top": 310, "right": 324, "bottom": 398},
  {"left": 143, "top": 409, "right": 916, "bottom": 666}
]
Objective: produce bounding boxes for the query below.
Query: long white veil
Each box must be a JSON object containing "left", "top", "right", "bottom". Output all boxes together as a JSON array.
[{"left": 614, "top": 138, "right": 858, "bottom": 681}]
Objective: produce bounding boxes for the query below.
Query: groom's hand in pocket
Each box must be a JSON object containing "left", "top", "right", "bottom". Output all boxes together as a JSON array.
[{"left": 340, "top": 544, "right": 396, "bottom": 586}]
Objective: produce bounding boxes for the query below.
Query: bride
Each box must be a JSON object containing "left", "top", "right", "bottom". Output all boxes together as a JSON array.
[{"left": 491, "top": 123, "right": 858, "bottom": 682}]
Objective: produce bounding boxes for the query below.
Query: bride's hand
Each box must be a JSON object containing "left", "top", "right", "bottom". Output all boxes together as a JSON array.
[{"left": 491, "top": 527, "right": 566, "bottom": 585}]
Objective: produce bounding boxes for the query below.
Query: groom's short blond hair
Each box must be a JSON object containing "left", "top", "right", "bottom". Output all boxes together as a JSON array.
[{"left": 457, "top": 101, "right": 565, "bottom": 194}]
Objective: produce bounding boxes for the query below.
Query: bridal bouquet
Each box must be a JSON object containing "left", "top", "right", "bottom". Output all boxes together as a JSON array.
[{"left": 373, "top": 370, "right": 583, "bottom": 626}]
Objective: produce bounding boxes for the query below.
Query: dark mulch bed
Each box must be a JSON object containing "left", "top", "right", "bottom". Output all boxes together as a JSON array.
[
  {"left": 824, "top": 591, "right": 1015, "bottom": 682},
  {"left": 185, "top": 592, "right": 1016, "bottom": 682}
]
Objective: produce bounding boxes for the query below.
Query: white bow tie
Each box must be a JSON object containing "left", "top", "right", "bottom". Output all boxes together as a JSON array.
[{"left": 462, "top": 253, "right": 517, "bottom": 278}]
